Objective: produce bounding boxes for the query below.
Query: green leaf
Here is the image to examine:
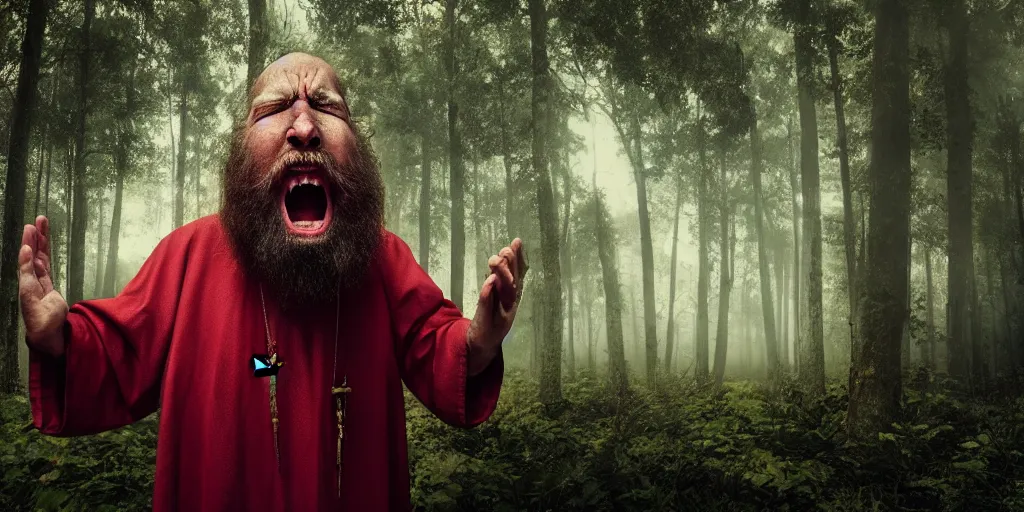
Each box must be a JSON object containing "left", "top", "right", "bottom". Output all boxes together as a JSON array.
[
  {"left": 959, "top": 441, "right": 980, "bottom": 450},
  {"left": 977, "top": 433, "right": 991, "bottom": 445}
]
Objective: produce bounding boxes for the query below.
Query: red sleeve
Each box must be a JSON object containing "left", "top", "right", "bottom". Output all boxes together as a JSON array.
[
  {"left": 381, "top": 232, "right": 503, "bottom": 428},
  {"left": 29, "top": 224, "right": 195, "bottom": 436}
]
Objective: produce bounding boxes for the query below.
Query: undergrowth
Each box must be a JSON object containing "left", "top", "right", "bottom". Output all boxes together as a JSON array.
[{"left": 4, "top": 367, "right": 1024, "bottom": 511}]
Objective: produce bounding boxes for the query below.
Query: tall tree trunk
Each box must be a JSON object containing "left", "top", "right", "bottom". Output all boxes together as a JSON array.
[
  {"left": 627, "top": 112, "right": 659, "bottom": 386},
  {"left": 665, "top": 177, "right": 682, "bottom": 374},
  {"left": 782, "top": 243, "right": 790, "bottom": 367},
  {"left": 696, "top": 113, "right": 710, "bottom": 382},
  {"left": 713, "top": 149, "right": 734, "bottom": 387},
  {"left": 795, "top": 0, "right": 825, "bottom": 395},
  {"left": 33, "top": 140, "right": 44, "bottom": 218},
  {"left": 64, "top": 144, "right": 72, "bottom": 296},
  {"left": 594, "top": 168, "right": 627, "bottom": 395},
  {"left": 749, "top": 101, "right": 781, "bottom": 382},
  {"left": 561, "top": 172, "right": 575, "bottom": 380},
  {"left": 246, "top": 0, "right": 268, "bottom": 89},
  {"left": 0, "top": 0, "right": 50, "bottom": 393},
  {"left": 104, "top": 171, "right": 125, "bottom": 297},
  {"left": 585, "top": 283, "right": 596, "bottom": 370},
  {"left": 528, "top": 0, "right": 563, "bottom": 406},
  {"left": 830, "top": 36, "right": 860, "bottom": 356},
  {"left": 971, "top": 256, "right": 985, "bottom": 385},
  {"left": 69, "top": 0, "right": 96, "bottom": 306},
  {"left": 787, "top": 114, "right": 802, "bottom": 376},
  {"left": 999, "top": 255, "right": 1016, "bottom": 371},
  {"left": 774, "top": 246, "right": 784, "bottom": 362},
  {"left": 419, "top": 131, "right": 431, "bottom": 272},
  {"left": 944, "top": 0, "right": 975, "bottom": 383},
  {"left": 901, "top": 234, "right": 912, "bottom": 370},
  {"left": 848, "top": 0, "right": 911, "bottom": 438},
  {"left": 984, "top": 248, "right": 998, "bottom": 376},
  {"left": 473, "top": 160, "right": 486, "bottom": 287},
  {"left": 446, "top": 0, "right": 466, "bottom": 311},
  {"left": 43, "top": 139, "right": 52, "bottom": 217},
  {"left": 925, "top": 248, "right": 936, "bottom": 370},
  {"left": 174, "top": 84, "right": 190, "bottom": 230},
  {"left": 92, "top": 193, "right": 106, "bottom": 298},
  {"left": 103, "top": 67, "right": 134, "bottom": 298}
]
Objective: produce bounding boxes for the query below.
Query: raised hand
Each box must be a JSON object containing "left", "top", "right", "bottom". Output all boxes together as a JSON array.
[
  {"left": 467, "top": 238, "right": 527, "bottom": 376},
  {"left": 19, "top": 216, "right": 68, "bottom": 358}
]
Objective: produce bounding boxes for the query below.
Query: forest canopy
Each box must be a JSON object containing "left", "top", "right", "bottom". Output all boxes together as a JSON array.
[{"left": 4, "top": 0, "right": 1024, "bottom": 509}]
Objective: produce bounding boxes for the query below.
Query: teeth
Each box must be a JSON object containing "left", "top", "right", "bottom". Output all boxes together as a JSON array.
[
  {"left": 287, "top": 175, "right": 322, "bottom": 193},
  {"left": 292, "top": 220, "right": 324, "bottom": 230}
]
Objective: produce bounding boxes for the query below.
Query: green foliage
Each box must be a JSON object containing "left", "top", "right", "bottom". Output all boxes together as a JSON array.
[
  {"left": 0, "top": 394, "right": 157, "bottom": 511},
  {"left": 7, "top": 372, "right": 1023, "bottom": 510}
]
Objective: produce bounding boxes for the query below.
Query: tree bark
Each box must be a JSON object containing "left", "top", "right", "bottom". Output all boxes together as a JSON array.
[
  {"left": 104, "top": 171, "right": 125, "bottom": 297},
  {"left": 901, "top": 233, "right": 912, "bottom": 370},
  {"left": 749, "top": 101, "right": 781, "bottom": 382},
  {"left": 696, "top": 113, "right": 710, "bottom": 382},
  {"left": 561, "top": 172, "right": 575, "bottom": 380},
  {"left": 830, "top": 36, "right": 860, "bottom": 357},
  {"left": 665, "top": 176, "right": 682, "bottom": 374},
  {"left": 529, "top": 0, "right": 563, "bottom": 405},
  {"left": 713, "top": 148, "right": 733, "bottom": 387},
  {"left": 174, "top": 84, "right": 190, "bottom": 229},
  {"left": 69, "top": 0, "right": 96, "bottom": 306},
  {"left": 795, "top": 0, "right": 825, "bottom": 395},
  {"left": 92, "top": 193, "right": 106, "bottom": 298},
  {"left": 848, "top": 0, "right": 911, "bottom": 439},
  {"left": 944, "top": 0, "right": 975, "bottom": 383},
  {"left": 786, "top": 114, "right": 802, "bottom": 376},
  {"left": 628, "top": 112, "right": 659, "bottom": 386},
  {"left": 246, "top": 0, "right": 268, "bottom": 90},
  {"left": 925, "top": 248, "right": 936, "bottom": 370},
  {"left": 419, "top": 131, "right": 431, "bottom": 272},
  {"left": 446, "top": 0, "right": 466, "bottom": 311},
  {"left": 104, "top": 67, "right": 135, "bottom": 298},
  {"left": 593, "top": 169, "right": 627, "bottom": 395},
  {"left": 0, "top": 0, "right": 50, "bottom": 393}
]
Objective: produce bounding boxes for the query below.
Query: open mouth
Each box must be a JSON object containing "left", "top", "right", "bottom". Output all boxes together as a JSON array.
[{"left": 279, "top": 166, "right": 332, "bottom": 236}]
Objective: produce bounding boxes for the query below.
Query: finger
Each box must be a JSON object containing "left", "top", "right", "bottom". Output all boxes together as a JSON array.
[
  {"left": 498, "top": 246, "right": 516, "bottom": 275},
  {"left": 488, "top": 254, "right": 503, "bottom": 273},
  {"left": 493, "top": 260, "right": 514, "bottom": 291},
  {"left": 476, "top": 274, "right": 498, "bottom": 323},
  {"left": 511, "top": 238, "right": 527, "bottom": 273},
  {"left": 36, "top": 216, "right": 51, "bottom": 263},
  {"left": 18, "top": 245, "right": 41, "bottom": 302},
  {"left": 21, "top": 224, "right": 37, "bottom": 255}
]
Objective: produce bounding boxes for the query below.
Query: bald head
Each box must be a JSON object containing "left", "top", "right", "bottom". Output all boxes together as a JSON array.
[{"left": 247, "top": 53, "right": 349, "bottom": 125}]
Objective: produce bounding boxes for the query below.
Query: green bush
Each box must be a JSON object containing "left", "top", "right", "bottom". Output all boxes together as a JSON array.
[{"left": 4, "top": 368, "right": 1024, "bottom": 511}]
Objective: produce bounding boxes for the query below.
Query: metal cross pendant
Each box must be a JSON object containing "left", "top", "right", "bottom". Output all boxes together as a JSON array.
[{"left": 331, "top": 378, "right": 351, "bottom": 498}]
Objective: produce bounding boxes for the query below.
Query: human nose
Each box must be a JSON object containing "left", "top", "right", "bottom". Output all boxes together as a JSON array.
[{"left": 286, "top": 102, "right": 321, "bottom": 150}]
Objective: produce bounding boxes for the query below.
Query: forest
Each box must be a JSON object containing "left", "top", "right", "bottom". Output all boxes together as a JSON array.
[{"left": 3, "top": 0, "right": 1024, "bottom": 509}]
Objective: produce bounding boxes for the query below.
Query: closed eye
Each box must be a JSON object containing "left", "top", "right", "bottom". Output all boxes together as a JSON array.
[{"left": 253, "top": 101, "right": 289, "bottom": 121}]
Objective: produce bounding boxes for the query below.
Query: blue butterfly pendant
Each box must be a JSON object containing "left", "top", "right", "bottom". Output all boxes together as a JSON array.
[{"left": 252, "top": 353, "right": 285, "bottom": 377}]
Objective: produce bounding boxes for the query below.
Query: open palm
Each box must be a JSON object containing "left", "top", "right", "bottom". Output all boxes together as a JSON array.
[{"left": 19, "top": 215, "right": 68, "bottom": 357}]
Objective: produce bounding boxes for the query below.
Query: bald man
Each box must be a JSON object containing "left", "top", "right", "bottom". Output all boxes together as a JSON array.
[{"left": 19, "top": 53, "right": 525, "bottom": 511}]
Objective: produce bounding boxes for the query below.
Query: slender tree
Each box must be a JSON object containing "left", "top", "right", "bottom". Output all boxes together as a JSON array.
[
  {"left": 848, "top": 0, "right": 911, "bottom": 438},
  {"left": 529, "top": 0, "right": 563, "bottom": 405},
  {"left": 0, "top": 0, "right": 50, "bottom": 393},
  {"left": 69, "top": 0, "right": 97, "bottom": 305}
]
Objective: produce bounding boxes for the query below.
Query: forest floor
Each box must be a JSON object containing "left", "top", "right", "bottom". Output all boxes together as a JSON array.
[{"left": 3, "top": 368, "right": 1024, "bottom": 511}]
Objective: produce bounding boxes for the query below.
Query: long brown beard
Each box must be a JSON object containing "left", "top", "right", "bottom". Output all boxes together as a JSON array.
[{"left": 220, "top": 125, "right": 385, "bottom": 312}]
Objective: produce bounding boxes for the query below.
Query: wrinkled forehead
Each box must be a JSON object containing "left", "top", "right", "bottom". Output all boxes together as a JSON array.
[{"left": 248, "top": 54, "right": 346, "bottom": 107}]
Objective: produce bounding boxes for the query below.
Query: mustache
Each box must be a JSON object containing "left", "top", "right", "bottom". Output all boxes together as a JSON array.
[{"left": 253, "top": 150, "right": 342, "bottom": 193}]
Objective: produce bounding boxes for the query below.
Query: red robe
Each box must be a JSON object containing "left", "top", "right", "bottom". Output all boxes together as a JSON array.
[{"left": 29, "top": 214, "right": 504, "bottom": 511}]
